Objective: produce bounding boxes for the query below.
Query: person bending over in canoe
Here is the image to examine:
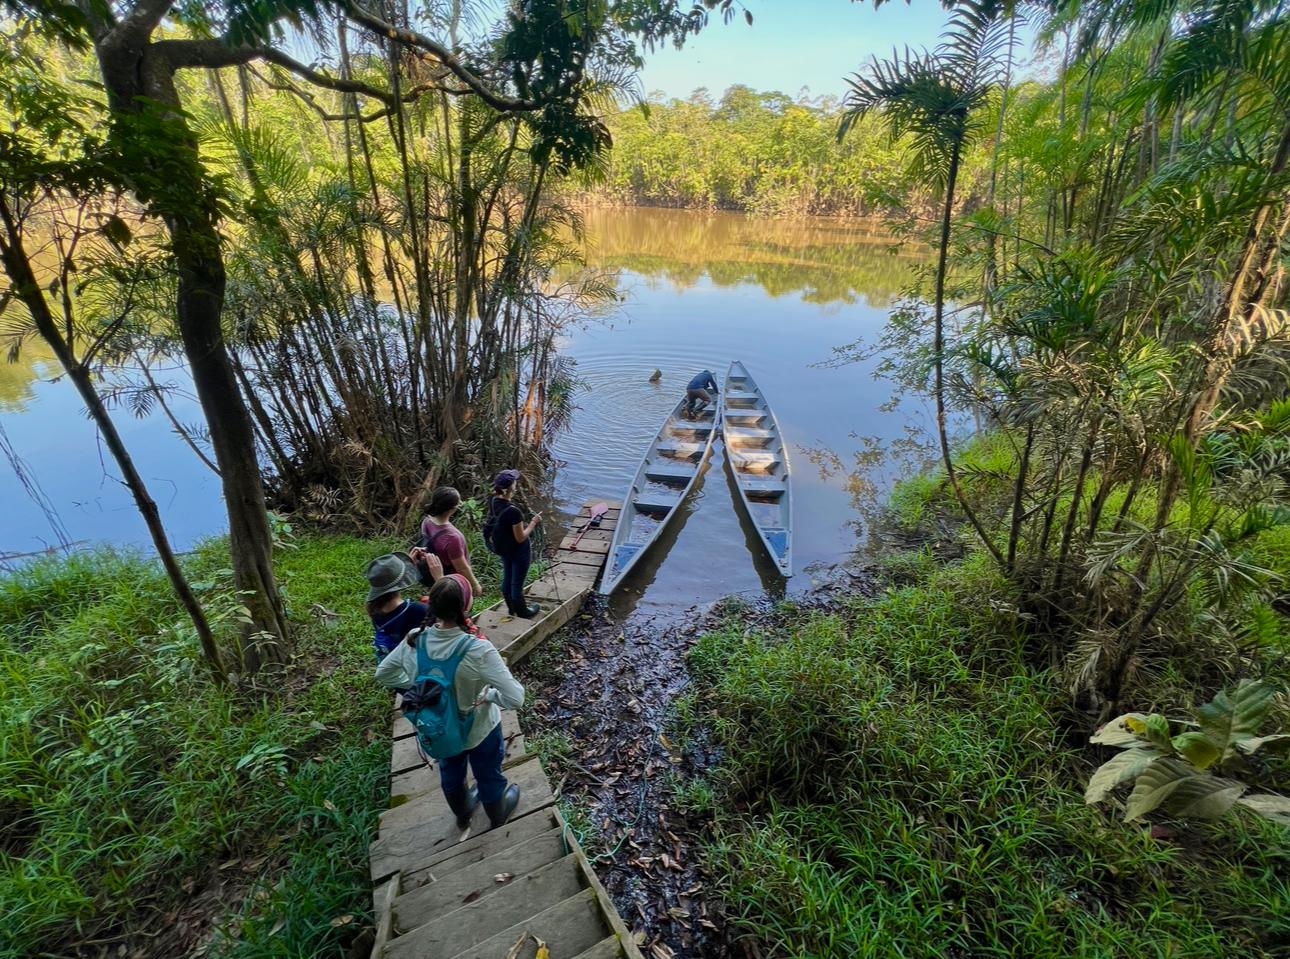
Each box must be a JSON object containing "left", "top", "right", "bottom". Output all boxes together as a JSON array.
[
  {"left": 685, "top": 369, "right": 719, "bottom": 418},
  {"left": 376, "top": 575, "right": 525, "bottom": 829},
  {"left": 486, "top": 469, "right": 542, "bottom": 619},
  {"left": 418, "top": 486, "right": 484, "bottom": 598}
]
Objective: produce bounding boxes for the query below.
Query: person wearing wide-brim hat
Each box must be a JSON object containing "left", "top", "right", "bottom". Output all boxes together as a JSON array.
[
  {"left": 486, "top": 469, "right": 542, "bottom": 619},
  {"left": 365, "top": 551, "right": 440, "bottom": 662}
]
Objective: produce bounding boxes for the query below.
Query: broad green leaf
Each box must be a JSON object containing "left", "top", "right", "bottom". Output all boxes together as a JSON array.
[
  {"left": 1085, "top": 748, "right": 1162, "bottom": 804},
  {"left": 1171, "top": 731, "right": 1220, "bottom": 769},
  {"left": 1236, "top": 734, "right": 1290, "bottom": 757},
  {"left": 1198, "top": 679, "right": 1274, "bottom": 762},
  {"left": 1124, "top": 758, "right": 1244, "bottom": 821},
  {"left": 1167, "top": 779, "right": 1245, "bottom": 820},
  {"left": 1091, "top": 713, "right": 1149, "bottom": 747},
  {"left": 1125, "top": 758, "right": 1193, "bottom": 821},
  {"left": 1237, "top": 793, "right": 1290, "bottom": 827}
]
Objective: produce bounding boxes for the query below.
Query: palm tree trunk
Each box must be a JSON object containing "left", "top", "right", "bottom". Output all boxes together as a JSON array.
[{"left": 936, "top": 140, "right": 1004, "bottom": 565}]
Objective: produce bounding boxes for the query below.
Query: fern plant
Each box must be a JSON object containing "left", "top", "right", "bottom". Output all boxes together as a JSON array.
[{"left": 1086, "top": 679, "right": 1290, "bottom": 825}]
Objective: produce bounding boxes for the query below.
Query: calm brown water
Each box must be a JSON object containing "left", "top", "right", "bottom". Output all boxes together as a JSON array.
[
  {"left": 549, "top": 207, "right": 932, "bottom": 617},
  {"left": 0, "top": 207, "right": 931, "bottom": 594}
]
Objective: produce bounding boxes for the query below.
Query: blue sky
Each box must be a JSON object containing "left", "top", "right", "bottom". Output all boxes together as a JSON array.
[{"left": 637, "top": 0, "right": 1034, "bottom": 102}]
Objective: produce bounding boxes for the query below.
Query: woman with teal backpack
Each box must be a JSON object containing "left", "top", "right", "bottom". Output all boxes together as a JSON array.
[{"left": 375, "top": 576, "right": 524, "bottom": 829}]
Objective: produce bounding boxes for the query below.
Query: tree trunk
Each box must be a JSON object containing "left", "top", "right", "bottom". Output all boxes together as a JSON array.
[
  {"left": 935, "top": 141, "right": 1004, "bottom": 566},
  {"left": 92, "top": 36, "right": 289, "bottom": 672}
]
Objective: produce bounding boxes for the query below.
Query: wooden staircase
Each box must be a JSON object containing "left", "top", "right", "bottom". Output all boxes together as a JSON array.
[{"left": 368, "top": 500, "right": 641, "bottom": 959}]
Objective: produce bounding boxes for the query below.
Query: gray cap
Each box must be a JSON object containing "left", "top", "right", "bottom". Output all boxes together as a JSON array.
[{"left": 364, "top": 553, "right": 420, "bottom": 603}]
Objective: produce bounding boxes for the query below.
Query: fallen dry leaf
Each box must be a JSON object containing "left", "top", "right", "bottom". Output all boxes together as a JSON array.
[
  {"left": 493, "top": 872, "right": 515, "bottom": 884},
  {"left": 328, "top": 915, "right": 354, "bottom": 927},
  {"left": 503, "top": 931, "right": 528, "bottom": 959},
  {"left": 534, "top": 936, "right": 550, "bottom": 959},
  {"left": 462, "top": 890, "right": 482, "bottom": 905}
]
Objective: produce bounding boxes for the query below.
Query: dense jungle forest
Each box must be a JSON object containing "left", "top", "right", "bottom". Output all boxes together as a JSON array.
[{"left": 1, "top": 0, "right": 1290, "bottom": 955}]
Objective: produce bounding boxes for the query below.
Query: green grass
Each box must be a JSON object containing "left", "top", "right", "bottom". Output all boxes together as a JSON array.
[
  {"left": 0, "top": 532, "right": 434, "bottom": 959},
  {"left": 685, "top": 556, "right": 1290, "bottom": 958}
]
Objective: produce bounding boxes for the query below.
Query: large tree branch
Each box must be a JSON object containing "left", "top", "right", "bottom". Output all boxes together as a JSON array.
[
  {"left": 342, "top": 2, "right": 543, "bottom": 113},
  {"left": 157, "top": 38, "right": 402, "bottom": 103},
  {"left": 246, "top": 62, "right": 461, "bottom": 122}
]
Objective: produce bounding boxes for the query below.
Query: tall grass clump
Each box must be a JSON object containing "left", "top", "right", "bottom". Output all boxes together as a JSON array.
[
  {"left": 0, "top": 534, "right": 399, "bottom": 958},
  {"left": 689, "top": 557, "right": 1290, "bottom": 957}
]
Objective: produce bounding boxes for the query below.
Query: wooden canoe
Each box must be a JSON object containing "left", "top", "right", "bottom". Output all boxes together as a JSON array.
[
  {"left": 721, "top": 361, "right": 792, "bottom": 575},
  {"left": 598, "top": 396, "right": 719, "bottom": 594}
]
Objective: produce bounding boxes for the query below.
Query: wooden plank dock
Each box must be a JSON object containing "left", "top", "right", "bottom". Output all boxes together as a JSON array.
[{"left": 369, "top": 499, "right": 640, "bottom": 959}]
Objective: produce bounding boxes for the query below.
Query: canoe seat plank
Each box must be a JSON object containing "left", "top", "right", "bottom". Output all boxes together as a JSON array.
[
  {"left": 644, "top": 462, "right": 697, "bottom": 483},
  {"left": 633, "top": 493, "right": 680, "bottom": 513},
  {"left": 655, "top": 441, "right": 705, "bottom": 460}
]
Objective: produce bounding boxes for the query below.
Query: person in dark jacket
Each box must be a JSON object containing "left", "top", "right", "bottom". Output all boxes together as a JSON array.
[
  {"left": 685, "top": 369, "right": 719, "bottom": 417},
  {"left": 487, "top": 469, "right": 542, "bottom": 619}
]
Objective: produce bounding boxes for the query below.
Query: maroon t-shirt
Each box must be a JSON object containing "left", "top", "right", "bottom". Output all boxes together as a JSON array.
[{"left": 420, "top": 518, "right": 468, "bottom": 575}]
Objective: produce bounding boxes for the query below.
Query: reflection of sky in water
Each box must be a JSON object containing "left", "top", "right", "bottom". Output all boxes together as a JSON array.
[
  {"left": 1, "top": 207, "right": 934, "bottom": 576},
  {"left": 0, "top": 361, "right": 219, "bottom": 556}
]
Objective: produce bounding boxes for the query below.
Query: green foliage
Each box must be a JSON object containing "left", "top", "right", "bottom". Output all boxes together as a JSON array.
[
  {"left": 690, "top": 567, "right": 1290, "bottom": 957},
  {"left": 0, "top": 536, "right": 392, "bottom": 958},
  {"left": 581, "top": 85, "right": 919, "bottom": 215},
  {"left": 1087, "top": 681, "right": 1290, "bottom": 827}
]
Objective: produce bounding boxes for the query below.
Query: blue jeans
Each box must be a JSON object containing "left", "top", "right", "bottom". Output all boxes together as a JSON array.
[
  {"left": 500, "top": 549, "right": 532, "bottom": 614},
  {"left": 438, "top": 722, "right": 508, "bottom": 804}
]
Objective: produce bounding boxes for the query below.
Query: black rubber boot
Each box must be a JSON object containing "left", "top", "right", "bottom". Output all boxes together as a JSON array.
[
  {"left": 517, "top": 602, "right": 541, "bottom": 619},
  {"left": 444, "top": 784, "right": 479, "bottom": 828},
  {"left": 484, "top": 784, "right": 521, "bottom": 828}
]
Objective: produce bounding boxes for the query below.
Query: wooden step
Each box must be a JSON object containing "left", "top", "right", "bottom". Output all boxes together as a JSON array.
[
  {"left": 439, "top": 887, "right": 608, "bottom": 959},
  {"left": 390, "top": 855, "right": 585, "bottom": 954},
  {"left": 571, "top": 938, "right": 625, "bottom": 959},
  {"left": 401, "top": 807, "right": 565, "bottom": 889},
  {"left": 724, "top": 390, "right": 760, "bottom": 405},
  {"left": 370, "top": 756, "right": 555, "bottom": 881},
  {"left": 393, "top": 829, "right": 571, "bottom": 931}
]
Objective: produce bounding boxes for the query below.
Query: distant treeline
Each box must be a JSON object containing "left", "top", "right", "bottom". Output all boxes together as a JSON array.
[{"left": 578, "top": 85, "right": 935, "bottom": 216}]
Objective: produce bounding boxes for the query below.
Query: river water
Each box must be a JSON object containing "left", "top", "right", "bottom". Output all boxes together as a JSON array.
[
  {"left": 551, "top": 207, "right": 932, "bottom": 615},
  {"left": 0, "top": 207, "right": 931, "bottom": 595}
]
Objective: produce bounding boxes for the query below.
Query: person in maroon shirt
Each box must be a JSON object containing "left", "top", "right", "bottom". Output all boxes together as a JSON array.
[{"left": 419, "top": 487, "right": 484, "bottom": 598}]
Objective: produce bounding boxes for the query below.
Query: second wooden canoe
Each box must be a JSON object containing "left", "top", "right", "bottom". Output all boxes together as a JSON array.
[{"left": 721, "top": 360, "right": 792, "bottom": 575}]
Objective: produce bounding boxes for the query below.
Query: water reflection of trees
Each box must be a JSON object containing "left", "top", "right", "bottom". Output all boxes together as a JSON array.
[
  {"left": 799, "top": 424, "right": 939, "bottom": 549},
  {"left": 577, "top": 207, "right": 926, "bottom": 306}
]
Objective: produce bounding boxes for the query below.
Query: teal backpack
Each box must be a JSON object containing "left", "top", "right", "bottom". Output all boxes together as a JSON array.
[{"left": 400, "top": 632, "right": 477, "bottom": 759}]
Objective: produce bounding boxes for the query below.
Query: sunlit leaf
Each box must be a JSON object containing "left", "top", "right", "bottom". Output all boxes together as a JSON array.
[{"left": 1085, "top": 748, "right": 1162, "bottom": 804}]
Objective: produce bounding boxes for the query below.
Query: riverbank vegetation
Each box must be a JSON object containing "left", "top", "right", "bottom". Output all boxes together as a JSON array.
[
  {"left": 682, "top": 547, "right": 1290, "bottom": 956},
  {"left": 573, "top": 84, "right": 935, "bottom": 216},
  {"left": 0, "top": 533, "right": 389, "bottom": 957}
]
